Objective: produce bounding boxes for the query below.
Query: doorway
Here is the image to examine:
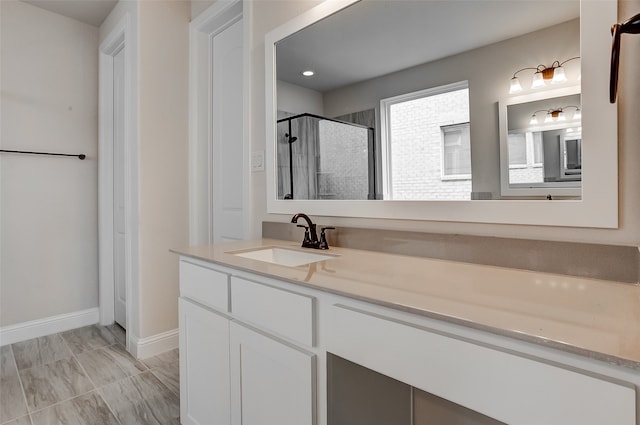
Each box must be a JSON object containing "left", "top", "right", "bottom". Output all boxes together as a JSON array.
[
  {"left": 189, "top": 0, "right": 248, "bottom": 245},
  {"left": 211, "top": 17, "right": 244, "bottom": 242},
  {"left": 98, "top": 14, "right": 138, "bottom": 351},
  {"left": 113, "top": 45, "right": 126, "bottom": 329}
]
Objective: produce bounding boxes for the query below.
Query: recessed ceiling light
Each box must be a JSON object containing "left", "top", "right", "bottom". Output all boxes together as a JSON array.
[{"left": 301, "top": 70, "right": 315, "bottom": 77}]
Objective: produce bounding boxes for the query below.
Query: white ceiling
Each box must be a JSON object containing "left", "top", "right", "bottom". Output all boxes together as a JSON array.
[
  {"left": 21, "top": 0, "right": 118, "bottom": 27},
  {"left": 276, "top": 0, "right": 580, "bottom": 92}
]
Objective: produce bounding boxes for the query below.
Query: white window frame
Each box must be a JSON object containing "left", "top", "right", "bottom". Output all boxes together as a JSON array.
[
  {"left": 507, "top": 131, "right": 544, "bottom": 169},
  {"left": 440, "top": 122, "right": 471, "bottom": 181},
  {"left": 379, "top": 80, "right": 469, "bottom": 199}
]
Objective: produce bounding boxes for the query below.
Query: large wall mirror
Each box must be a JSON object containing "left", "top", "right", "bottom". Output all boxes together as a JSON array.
[{"left": 265, "top": 0, "right": 618, "bottom": 227}]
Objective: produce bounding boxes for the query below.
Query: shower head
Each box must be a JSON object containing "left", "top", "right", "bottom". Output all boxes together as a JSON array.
[{"left": 285, "top": 133, "right": 298, "bottom": 143}]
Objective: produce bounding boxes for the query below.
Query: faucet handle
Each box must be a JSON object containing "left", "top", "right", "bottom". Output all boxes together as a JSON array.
[
  {"left": 318, "top": 227, "right": 336, "bottom": 250},
  {"left": 297, "top": 224, "right": 311, "bottom": 246}
]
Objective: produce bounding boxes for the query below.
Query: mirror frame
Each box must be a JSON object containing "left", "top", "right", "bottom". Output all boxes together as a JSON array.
[
  {"left": 499, "top": 85, "right": 582, "bottom": 198},
  {"left": 265, "top": 0, "right": 618, "bottom": 228}
]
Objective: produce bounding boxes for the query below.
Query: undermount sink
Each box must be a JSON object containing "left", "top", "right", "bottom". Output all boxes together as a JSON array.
[{"left": 228, "top": 246, "right": 339, "bottom": 267}]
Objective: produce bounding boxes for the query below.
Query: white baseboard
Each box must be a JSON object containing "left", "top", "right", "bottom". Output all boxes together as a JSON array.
[
  {"left": 130, "top": 328, "right": 179, "bottom": 359},
  {"left": 0, "top": 308, "right": 100, "bottom": 346}
]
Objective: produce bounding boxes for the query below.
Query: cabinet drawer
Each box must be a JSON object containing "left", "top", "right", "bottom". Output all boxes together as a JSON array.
[
  {"left": 180, "top": 260, "right": 229, "bottom": 312},
  {"left": 231, "top": 277, "right": 314, "bottom": 346},
  {"left": 328, "top": 305, "right": 636, "bottom": 425}
]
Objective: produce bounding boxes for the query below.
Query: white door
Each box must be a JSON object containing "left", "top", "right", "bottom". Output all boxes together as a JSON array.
[
  {"left": 179, "top": 298, "right": 231, "bottom": 425},
  {"left": 113, "top": 46, "right": 126, "bottom": 328},
  {"left": 230, "top": 322, "right": 315, "bottom": 425},
  {"left": 211, "top": 19, "right": 245, "bottom": 242}
]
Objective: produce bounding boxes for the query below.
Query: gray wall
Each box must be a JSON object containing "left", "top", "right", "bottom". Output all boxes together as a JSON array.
[{"left": 322, "top": 18, "right": 580, "bottom": 199}]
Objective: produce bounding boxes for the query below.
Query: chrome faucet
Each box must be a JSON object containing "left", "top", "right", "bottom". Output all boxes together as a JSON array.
[{"left": 291, "top": 213, "right": 335, "bottom": 249}]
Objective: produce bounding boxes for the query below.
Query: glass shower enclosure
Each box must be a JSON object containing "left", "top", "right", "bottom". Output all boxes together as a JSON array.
[{"left": 276, "top": 112, "right": 376, "bottom": 200}]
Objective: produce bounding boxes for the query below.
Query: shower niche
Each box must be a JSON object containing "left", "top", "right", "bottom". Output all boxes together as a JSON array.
[{"left": 276, "top": 111, "right": 377, "bottom": 200}]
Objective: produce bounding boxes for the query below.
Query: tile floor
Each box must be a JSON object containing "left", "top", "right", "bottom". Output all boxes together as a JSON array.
[{"left": 0, "top": 324, "right": 180, "bottom": 425}]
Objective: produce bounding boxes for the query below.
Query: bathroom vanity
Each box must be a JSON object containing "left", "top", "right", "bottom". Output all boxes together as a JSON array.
[{"left": 174, "top": 239, "right": 639, "bottom": 425}]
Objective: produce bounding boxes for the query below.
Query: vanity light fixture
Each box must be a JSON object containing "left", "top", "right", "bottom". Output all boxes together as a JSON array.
[
  {"left": 509, "top": 57, "right": 580, "bottom": 94},
  {"left": 573, "top": 108, "right": 581, "bottom": 120},
  {"left": 529, "top": 105, "right": 581, "bottom": 125}
]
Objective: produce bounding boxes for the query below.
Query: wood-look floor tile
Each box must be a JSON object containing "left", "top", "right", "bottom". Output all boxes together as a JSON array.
[
  {"left": 105, "top": 324, "right": 126, "bottom": 347},
  {"left": 1, "top": 345, "right": 18, "bottom": 378},
  {"left": 19, "top": 357, "right": 94, "bottom": 412},
  {"left": 99, "top": 371, "right": 180, "bottom": 425},
  {"left": 142, "top": 348, "right": 178, "bottom": 369},
  {"left": 61, "top": 326, "right": 115, "bottom": 355},
  {"left": 1, "top": 374, "right": 29, "bottom": 423},
  {"left": 0, "top": 346, "right": 29, "bottom": 423},
  {"left": 12, "top": 335, "right": 72, "bottom": 370},
  {"left": 30, "top": 391, "right": 119, "bottom": 425},
  {"left": 76, "top": 344, "right": 146, "bottom": 387},
  {"left": 1, "top": 415, "right": 32, "bottom": 425},
  {"left": 149, "top": 361, "right": 179, "bottom": 397}
]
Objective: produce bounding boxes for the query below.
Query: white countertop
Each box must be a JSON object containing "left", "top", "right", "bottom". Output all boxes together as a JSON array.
[{"left": 173, "top": 239, "right": 640, "bottom": 369}]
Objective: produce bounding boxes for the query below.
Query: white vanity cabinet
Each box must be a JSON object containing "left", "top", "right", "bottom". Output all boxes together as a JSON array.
[
  {"left": 179, "top": 260, "right": 232, "bottom": 425},
  {"left": 328, "top": 304, "right": 636, "bottom": 425},
  {"left": 178, "top": 254, "right": 639, "bottom": 425},
  {"left": 230, "top": 322, "right": 315, "bottom": 425},
  {"left": 179, "top": 259, "right": 317, "bottom": 425},
  {"left": 179, "top": 297, "right": 231, "bottom": 425},
  {"left": 228, "top": 276, "right": 317, "bottom": 425}
]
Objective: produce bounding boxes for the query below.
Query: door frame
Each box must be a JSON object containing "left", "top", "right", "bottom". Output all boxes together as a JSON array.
[
  {"left": 189, "top": 0, "right": 250, "bottom": 245},
  {"left": 98, "top": 12, "right": 139, "bottom": 351}
]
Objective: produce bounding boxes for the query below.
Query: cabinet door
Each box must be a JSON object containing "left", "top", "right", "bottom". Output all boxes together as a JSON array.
[
  {"left": 179, "top": 298, "right": 231, "bottom": 425},
  {"left": 230, "top": 321, "right": 316, "bottom": 425}
]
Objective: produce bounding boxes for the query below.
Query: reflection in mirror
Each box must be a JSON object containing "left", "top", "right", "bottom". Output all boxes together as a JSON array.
[
  {"left": 265, "top": 0, "right": 618, "bottom": 226},
  {"left": 381, "top": 81, "right": 471, "bottom": 200},
  {"left": 276, "top": 112, "right": 375, "bottom": 200},
  {"left": 275, "top": 0, "right": 581, "bottom": 201},
  {"left": 500, "top": 88, "right": 581, "bottom": 198}
]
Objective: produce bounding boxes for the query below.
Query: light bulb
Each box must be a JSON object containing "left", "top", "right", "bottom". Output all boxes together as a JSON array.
[
  {"left": 509, "top": 77, "right": 522, "bottom": 94},
  {"left": 552, "top": 66, "right": 567, "bottom": 84},
  {"left": 529, "top": 115, "right": 538, "bottom": 125},
  {"left": 301, "top": 70, "right": 315, "bottom": 77},
  {"left": 573, "top": 109, "right": 581, "bottom": 120},
  {"left": 531, "top": 72, "right": 545, "bottom": 89},
  {"left": 544, "top": 113, "right": 553, "bottom": 123}
]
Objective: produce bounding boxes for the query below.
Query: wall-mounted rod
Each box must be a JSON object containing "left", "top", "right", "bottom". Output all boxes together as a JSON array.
[{"left": 0, "top": 149, "right": 86, "bottom": 160}]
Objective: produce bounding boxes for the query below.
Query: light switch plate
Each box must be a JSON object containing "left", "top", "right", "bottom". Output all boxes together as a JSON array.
[{"left": 251, "top": 151, "right": 265, "bottom": 172}]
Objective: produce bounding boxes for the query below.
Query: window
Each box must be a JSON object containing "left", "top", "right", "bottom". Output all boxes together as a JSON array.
[
  {"left": 380, "top": 81, "right": 471, "bottom": 200},
  {"left": 507, "top": 131, "right": 544, "bottom": 185},
  {"left": 507, "top": 131, "right": 544, "bottom": 167},
  {"left": 441, "top": 123, "right": 471, "bottom": 179},
  {"left": 532, "top": 133, "right": 543, "bottom": 164},
  {"left": 508, "top": 133, "right": 527, "bottom": 166}
]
